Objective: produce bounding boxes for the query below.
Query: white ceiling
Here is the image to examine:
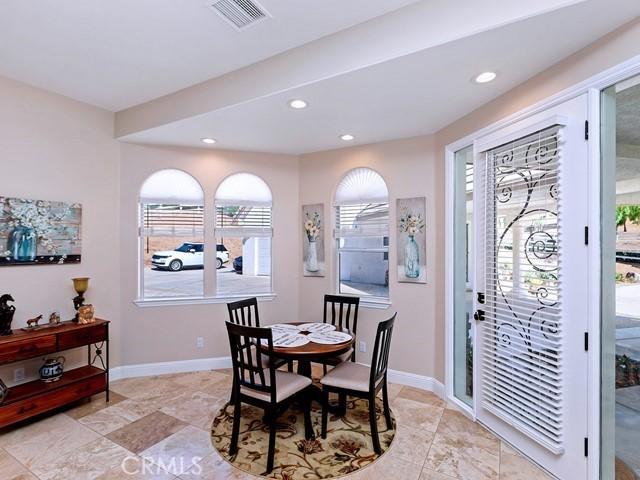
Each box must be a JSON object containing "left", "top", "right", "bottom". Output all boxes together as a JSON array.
[
  {"left": 1, "top": 0, "right": 639, "bottom": 155},
  {"left": 0, "top": 0, "right": 419, "bottom": 111},
  {"left": 122, "top": 0, "right": 640, "bottom": 154}
]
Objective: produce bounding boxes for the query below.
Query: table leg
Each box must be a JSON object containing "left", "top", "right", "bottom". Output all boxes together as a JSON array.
[{"left": 296, "top": 360, "right": 346, "bottom": 415}]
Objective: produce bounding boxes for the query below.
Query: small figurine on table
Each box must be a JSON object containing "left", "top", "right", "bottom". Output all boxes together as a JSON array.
[
  {"left": 0, "top": 294, "right": 15, "bottom": 336},
  {"left": 25, "top": 314, "right": 43, "bottom": 329},
  {"left": 77, "top": 305, "right": 95, "bottom": 325},
  {"left": 48, "top": 312, "right": 61, "bottom": 326}
]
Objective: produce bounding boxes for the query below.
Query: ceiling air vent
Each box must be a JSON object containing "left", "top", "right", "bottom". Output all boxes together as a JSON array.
[{"left": 210, "top": 0, "right": 270, "bottom": 30}]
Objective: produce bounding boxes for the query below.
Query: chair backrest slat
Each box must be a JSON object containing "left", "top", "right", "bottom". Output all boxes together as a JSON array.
[
  {"left": 226, "top": 321, "right": 276, "bottom": 402},
  {"left": 369, "top": 313, "right": 396, "bottom": 388},
  {"left": 228, "top": 297, "right": 260, "bottom": 327},
  {"left": 323, "top": 294, "right": 359, "bottom": 335}
]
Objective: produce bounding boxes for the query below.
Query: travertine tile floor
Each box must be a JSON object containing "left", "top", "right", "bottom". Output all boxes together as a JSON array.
[{"left": 0, "top": 368, "right": 552, "bottom": 480}]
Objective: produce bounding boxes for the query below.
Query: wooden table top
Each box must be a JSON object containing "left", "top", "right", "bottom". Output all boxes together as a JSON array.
[
  {"left": 0, "top": 319, "right": 109, "bottom": 345},
  {"left": 260, "top": 322, "right": 354, "bottom": 360}
]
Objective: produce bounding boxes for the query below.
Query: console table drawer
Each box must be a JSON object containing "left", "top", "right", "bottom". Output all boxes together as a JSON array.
[
  {"left": 0, "top": 374, "right": 106, "bottom": 427},
  {"left": 0, "top": 336, "right": 57, "bottom": 364},
  {"left": 58, "top": 324, "right": 107, "bottom": 351}
]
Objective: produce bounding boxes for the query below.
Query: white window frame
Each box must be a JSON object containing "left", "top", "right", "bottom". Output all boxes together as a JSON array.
[
  {"left": 214, "top": 173, "right": 274, "bottom": 298},
  {"left": 136, "top": 169, "right": 206, "bottom": 303},
  {"left": 334, "top": 168, "right": 391, "bottom": 308}
]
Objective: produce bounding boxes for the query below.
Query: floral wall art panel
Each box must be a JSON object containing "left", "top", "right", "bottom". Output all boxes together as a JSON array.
[
  {"left": 302, "top": 203, "right": 325, "bottom": 277},
  {"left": 0, "top": 196, "right": 82, "bottom": 266},
  {"left": 397, "top": 197, "right": 426, "bottom": 283}
]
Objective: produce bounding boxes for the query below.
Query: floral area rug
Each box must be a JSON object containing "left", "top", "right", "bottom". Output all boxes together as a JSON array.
[{"left": 211, "top": 396, "right": 396, "bottom": 479}]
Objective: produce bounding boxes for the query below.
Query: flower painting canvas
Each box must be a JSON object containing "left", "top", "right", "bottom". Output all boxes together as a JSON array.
[
  {"left": 0, "top": 196, "right": 82, "bottom": 266},
  {"left": 302, "top": 204, "right": 325, "bottom": 277},
  {"left": 397, "top": 197, "right": 426, "bottom": 283}
]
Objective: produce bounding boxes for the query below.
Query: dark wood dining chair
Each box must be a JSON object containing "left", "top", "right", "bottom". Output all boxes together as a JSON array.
[
  {"left": 320, "top": 294, "right": 359, "bottom": 372},
  {"left": 226, "top": 321, "right": 314, "bottom": 474},
  {"left": 320, "top": 313, "right": 396, "bottom": 455},
  {"left": 227, "top": 297, "right": 290, "bottom": 370}
]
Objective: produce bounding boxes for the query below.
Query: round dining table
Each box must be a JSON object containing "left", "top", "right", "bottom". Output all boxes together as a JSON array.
[{"left": 259, "top": 322, "right": 354, "bottom": 411}]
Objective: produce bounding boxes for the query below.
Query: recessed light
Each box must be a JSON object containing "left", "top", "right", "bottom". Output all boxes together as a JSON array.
[
  {"left": 289, "top": 99, "right": 308, "bottom": 109},
  {"left": 201, "top": 138, "right": 216, "bottom": 144},
  {"left": 474, "top": 72, "right": 497, "bottom": 84},
  {"left": 340, "top": 134, "right": 355, "bottom": 141}
]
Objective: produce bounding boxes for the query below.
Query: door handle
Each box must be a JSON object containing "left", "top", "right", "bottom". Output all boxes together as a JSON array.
[{"left": 474, "top": 310, "right": 485, "bottom": 322}]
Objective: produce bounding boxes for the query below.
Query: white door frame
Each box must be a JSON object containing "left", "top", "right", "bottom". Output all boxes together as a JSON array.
[{"left": 444, "top": 53, "right": 640, "bottom": 479}]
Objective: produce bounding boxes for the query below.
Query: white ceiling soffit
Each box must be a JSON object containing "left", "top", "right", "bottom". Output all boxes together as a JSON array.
[
  {"left": 0, "top": 0, "right": 420, "bottom": 111},
  {"left": 120, "top": 0, "right": 640, "bottom": 154},
  {"left": 115, "top": 0, "right": 586, "bottom": 137}
]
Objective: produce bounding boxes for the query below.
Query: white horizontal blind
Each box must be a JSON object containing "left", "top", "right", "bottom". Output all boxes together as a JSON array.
[
  {"left": 142, "top": 204, "right": 204, "bottom": 237},
  {"left": 215, "top": 205, "right": 272, "bottom": 237},
  {"left": 480, "top": 126, "right": 565, "bottom": 454},
  {"left": 334, "top": 203, "right": 389, "bottom": 238}
]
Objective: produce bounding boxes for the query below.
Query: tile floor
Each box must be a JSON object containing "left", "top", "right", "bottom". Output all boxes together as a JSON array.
[{"left": 0, "top": 368, "right": 551, "bottom": 480}]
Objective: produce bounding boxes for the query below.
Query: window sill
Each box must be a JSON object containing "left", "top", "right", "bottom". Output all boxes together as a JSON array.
[
  {"left": 359, "top": 298, "right": 391, "bottom": 310},
  {"left": 134, "top": 293, "right": 277, "bottom": 308}
]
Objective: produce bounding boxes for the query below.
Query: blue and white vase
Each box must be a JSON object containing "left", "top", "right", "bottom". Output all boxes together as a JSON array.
[
  {"left": 404, "top": 234, "right": 420, "bottom": 278},
  {"left": 8, "top": 226, "right": 37, "bottom": 262}
]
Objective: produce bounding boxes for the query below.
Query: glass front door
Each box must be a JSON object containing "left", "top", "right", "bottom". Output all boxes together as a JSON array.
[
  {"left": 453, "top": 145, "right": 474, "bottom": 407},
  {"left": 601, "top": 75, "right": 640, "bottom": 480}
]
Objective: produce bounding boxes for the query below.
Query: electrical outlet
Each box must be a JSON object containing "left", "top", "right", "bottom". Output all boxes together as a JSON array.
[
  {"left": 196, "top": 337, "right": 204, "bottom": 349},
  {"left": 14, "top": 367, "right": 25, "bottom": 382},
  {"left": 359, "top": 341, "right": 366, "bottom": 353}
]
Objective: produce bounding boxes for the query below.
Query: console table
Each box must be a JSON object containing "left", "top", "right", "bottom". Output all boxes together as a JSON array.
[{"left": 0, "top": 319, "right": 109, "bottom": 428}]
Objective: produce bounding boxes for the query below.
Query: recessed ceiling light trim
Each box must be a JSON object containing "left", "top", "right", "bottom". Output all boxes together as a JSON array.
[
  {"left": 474, "top": 72, "right": 497, "bottom": 84},
  {"left": 289, "top": 99, "right": 308, "bottom": 109},
  {"left": 340, "top": 134, "right": 355, "bottom": 141},
  {"left": 201, "top": 138, "right": 217, "bottom": 144}
]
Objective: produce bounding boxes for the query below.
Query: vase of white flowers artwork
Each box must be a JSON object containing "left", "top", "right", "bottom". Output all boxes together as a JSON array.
[
  {"left": 399, "top": 209, "right": 424, "bottom": 279},
  {"left": 1, "top": 197, "right": 82, "bottom": 266},
  {"left": 304, "top": 211, "right": 321, "bottom": 272}
]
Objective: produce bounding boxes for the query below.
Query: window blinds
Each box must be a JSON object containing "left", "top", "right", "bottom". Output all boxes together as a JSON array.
[
  {"left": 141, "top": 204, "right": 204, "bottom": 237},
  {"left": 215, "top": 205, "right": 272, "bottom": 237},
  {"left": 334, "top": 203, "right": 389, "bottom": 238},
  {"left": 479, "top": 125, "right": 564, "bottom": 454}
]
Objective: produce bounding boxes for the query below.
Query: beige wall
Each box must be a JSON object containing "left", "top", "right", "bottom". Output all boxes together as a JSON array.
[
  {"left": 2, "top": 16, "right": 640, "bottom": 385},
  {"left": 0, "top": 75, "right": 121, "bottom": 383},
  {"left": 298, "top": 135, "right": 439, "bottom": 378},
  {"left": 118, "top": 144, "right": 300, "bottom": 366}
]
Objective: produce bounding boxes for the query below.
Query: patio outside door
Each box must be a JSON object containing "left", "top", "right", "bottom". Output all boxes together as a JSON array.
[{"left": 473, "top": 95, "right": 590, "bottom": 480}]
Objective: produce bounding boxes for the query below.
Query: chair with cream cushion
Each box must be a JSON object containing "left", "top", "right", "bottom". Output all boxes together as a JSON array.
[
  {"left": 226, "top": 321, "right": 313, "bottom": 475},
  {"left": 320, "top": 313, "right": 396, "bottom": 454}
]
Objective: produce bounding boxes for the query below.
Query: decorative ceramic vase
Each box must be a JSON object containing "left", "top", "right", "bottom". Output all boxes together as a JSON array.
[
  {"left": 7, "top": 226, "right": 36, "bottom": 262},
  {"left": 0, "top": 377, "right": 7, "bottom": 405},
  {"left": 306, "top": 239, "right": 319, "bottom": 272},
  {"left": 39, "top": 356, "right": 65, "bottom": 383},
  {"left": 404, "top": 234, "right": 420, "bottom": 278}
]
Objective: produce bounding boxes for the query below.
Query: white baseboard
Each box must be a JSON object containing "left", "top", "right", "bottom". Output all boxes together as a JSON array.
[
  {"left": 387, "top": 368, "right": 445, "bottom": 399},
  {"left": 109, "top": 357, "right": 232, "bottom": 382},
  {"left": 110, "top": 357, "right": 446, "bottom": 399}
]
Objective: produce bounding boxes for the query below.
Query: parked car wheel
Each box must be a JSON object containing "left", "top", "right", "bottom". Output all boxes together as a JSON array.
[
  {"left": 169, "top": 259, "right": 183, "bottom": 271},
  {"left": 216, "top": 257, "right": 223, "bottom": 269}
]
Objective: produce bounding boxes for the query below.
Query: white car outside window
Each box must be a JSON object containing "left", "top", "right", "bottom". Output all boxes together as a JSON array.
[{"left": 151, "top": 243, "right": 229, "bottom": 271}]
